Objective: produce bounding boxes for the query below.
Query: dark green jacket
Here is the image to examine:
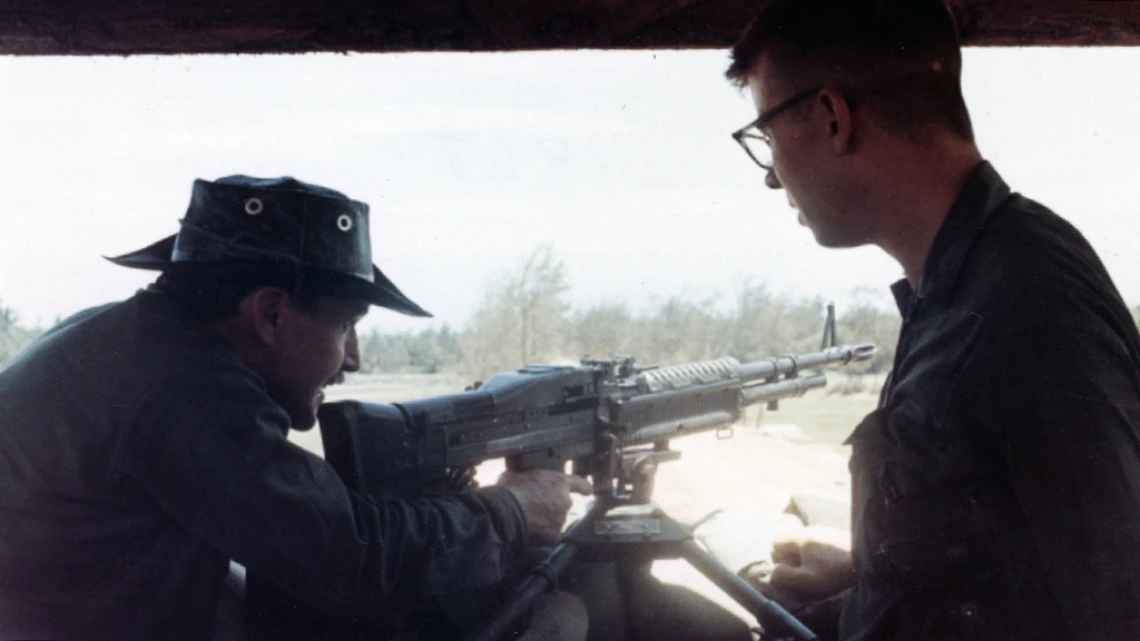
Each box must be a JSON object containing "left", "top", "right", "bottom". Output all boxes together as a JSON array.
[
  {"left": 0, "top": 286, "right": 527, "bottom": 640},
  {"left": 841, "top": 163, "right": 1140, "bottom": 641}
]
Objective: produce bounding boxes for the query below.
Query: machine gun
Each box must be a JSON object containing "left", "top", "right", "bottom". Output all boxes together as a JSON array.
[
  {"left": 319, "top": 343, "right": 875, "bottom": 505},
  {"left": 310, "top": 343, "right": 874, "bottom": 641}
]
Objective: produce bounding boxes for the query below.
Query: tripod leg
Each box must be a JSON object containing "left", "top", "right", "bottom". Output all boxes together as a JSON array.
[{"left": 680, "top": 540, "right": 818, "bottom": 641}]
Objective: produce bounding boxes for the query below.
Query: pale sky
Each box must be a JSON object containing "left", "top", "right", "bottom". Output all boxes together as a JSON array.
[{"left": 0, "top": 48, "right": 1138, "bottom": 333}]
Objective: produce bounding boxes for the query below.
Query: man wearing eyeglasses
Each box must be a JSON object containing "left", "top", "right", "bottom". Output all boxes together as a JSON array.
[{"left": 723, "top": 1, "right": 1140, "bottom": 640}]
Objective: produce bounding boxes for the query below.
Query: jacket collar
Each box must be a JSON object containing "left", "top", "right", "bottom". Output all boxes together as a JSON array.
[{"left": 890, "top": 161, "right": 1011, "bottom": 319}]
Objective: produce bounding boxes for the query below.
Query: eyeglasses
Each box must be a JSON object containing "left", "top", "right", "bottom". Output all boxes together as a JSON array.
[{"left": 731, "top": 87, "right": 822, "bottom": 170}]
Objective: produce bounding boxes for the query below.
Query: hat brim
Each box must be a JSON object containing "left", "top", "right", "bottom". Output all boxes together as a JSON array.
[
  {"left": 309, "top": 266, "right": 432, "bottom": 318},
  {"left": 105, "top": 235, "right": 432, "bottom": 318},
  {"left": 105, "top": 235, "right": 178, "bottom": 270}
]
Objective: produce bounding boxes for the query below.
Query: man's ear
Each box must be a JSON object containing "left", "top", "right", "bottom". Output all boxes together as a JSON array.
[
  {"left": 242, "top": 286, "right": 290, "bottom": 347},
  {"left": 817, "top": 88, "right": 855, "bottom": 154}
]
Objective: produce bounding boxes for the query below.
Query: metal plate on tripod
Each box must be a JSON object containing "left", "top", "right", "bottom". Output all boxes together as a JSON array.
[{"left": 594, "top": 517, "right": 662, "bottom": 536}]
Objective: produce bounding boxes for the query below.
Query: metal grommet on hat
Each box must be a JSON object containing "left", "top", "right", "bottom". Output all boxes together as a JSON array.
[
  {"left": 244, "top": 198, "right": 263, "bottom": 215},
  {"left": 336, "top": 214, "right": 353, "bottom": 232}
]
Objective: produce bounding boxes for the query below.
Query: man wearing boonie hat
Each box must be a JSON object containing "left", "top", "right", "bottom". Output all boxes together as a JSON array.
[{"left": 0, "top": 176, "right": 591, "bottom": 640}]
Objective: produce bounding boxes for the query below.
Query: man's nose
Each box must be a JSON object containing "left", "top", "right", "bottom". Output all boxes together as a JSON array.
[
  {"left": 342, "top": 327, "right": 361, "bottom": 373},
  {"left": 765, "top": 168, "right": 783, "bottom": 189}
]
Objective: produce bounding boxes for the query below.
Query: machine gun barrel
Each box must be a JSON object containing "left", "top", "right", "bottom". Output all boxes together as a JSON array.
[
  {"left": 614, "top": 373, "right": 826, "bottom": 447},
  {"left": 741, "top": 373, "right": 827, "bottom": 405},
  {"left": 607, "top": 343, "right": 872, "bottom": 449},
  {"left": 737, "top": 342, "right": 876, "bottom": 382}
]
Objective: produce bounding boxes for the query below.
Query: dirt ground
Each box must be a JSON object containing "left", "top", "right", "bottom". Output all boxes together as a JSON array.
[{"left": 289, "top": 372, "right": 879, "bottom": 630}]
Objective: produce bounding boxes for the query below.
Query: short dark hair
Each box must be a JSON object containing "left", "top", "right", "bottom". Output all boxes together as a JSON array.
[
  {"left": 726, "top": 0, "right": 973, "bottom": 142},
  {"left": 157, "top": 261, "right": 320, "bottom": 321}
]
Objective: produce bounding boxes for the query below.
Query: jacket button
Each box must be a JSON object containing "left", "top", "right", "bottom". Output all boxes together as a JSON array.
[{"left": 957, "top": 601, "right": 982, "bottom": 634}]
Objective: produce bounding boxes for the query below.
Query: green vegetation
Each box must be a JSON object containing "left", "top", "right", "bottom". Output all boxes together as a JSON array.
[
  {"left": 0, "top": 300, "right": 43, "bottom": 370},
  {"left": 358, "top": 246, "right": 904, "bottom": 382}
]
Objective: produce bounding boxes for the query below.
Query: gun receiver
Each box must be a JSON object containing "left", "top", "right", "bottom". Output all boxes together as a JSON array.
[{"left": 318, "top": 343, "right": 875, "bottom": 504}]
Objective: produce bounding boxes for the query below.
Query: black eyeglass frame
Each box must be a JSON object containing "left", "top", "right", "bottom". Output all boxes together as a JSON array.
[{"left": 731, "top": 87, "right": 823, "bottom": 170}]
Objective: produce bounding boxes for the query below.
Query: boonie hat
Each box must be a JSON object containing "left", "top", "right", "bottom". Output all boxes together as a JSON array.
[{"left": 107, "top": 175, "right": 430, "bottom": 317}]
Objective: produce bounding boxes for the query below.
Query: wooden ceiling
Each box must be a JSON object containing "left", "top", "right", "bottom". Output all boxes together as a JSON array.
[{"left": 2, "top": 0, "right": 1139, "bottom": 56}]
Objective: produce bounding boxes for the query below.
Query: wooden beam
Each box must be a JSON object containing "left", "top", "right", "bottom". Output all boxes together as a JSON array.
[
  {"left": 1, "top": 0, "right": 1138, "bottom": 56},
  {"left": 949, "top": 0, "right": 1140, "bottom": 47}
]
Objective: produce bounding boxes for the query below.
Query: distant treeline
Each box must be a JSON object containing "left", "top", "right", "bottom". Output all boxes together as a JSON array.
[
  {"left": 360, "top": 293, "right": 900, "bottom": 380},
  {"left": 5, "top": 248, "right": 1140, "bottom": 378},
  {"left": 360, "top": 244, "right": 906, "bottom": 380},
  {"left": 363, "top": 246, "right": 1140, "bottom": 381}
]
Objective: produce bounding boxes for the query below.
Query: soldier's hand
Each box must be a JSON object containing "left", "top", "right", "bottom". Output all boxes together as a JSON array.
[
  {"left": 497, "top": 469, "right": 593, "bottom": 545},
  {"left": 769, "top": 525, "right": 854, "bottom": 601}
]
